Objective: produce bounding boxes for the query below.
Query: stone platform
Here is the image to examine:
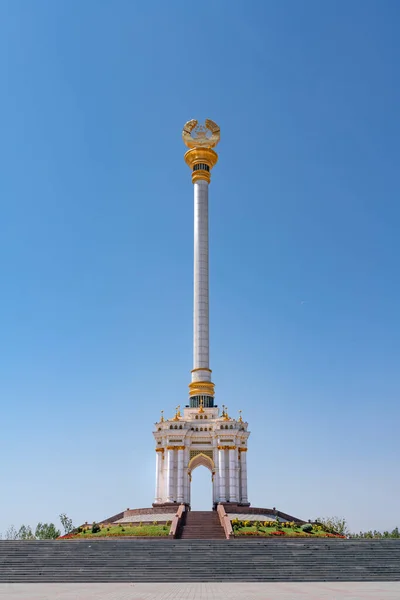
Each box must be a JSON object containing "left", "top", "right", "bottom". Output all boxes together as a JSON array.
[{"left": 1, "top": 582, "right": 400, "bottom": 599}]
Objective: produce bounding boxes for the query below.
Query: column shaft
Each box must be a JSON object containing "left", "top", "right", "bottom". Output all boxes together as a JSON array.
[
  {"left": 240, "top": 451, "right": 248, "bottom": 504},
  {"left": 218, "top": 448, "right": 226, "bottom": 502},
  {"left": 192, "top": 180, "right": 210, "bottom": 377},
  {"left": 177, "top": 449, "right": 184, "bottom": 502},
  {"left": 166, "top": 449, "right": 175, "bottom": 502},
  {"left": 229, "top": 449, "right": 238, "bottom": 502},
  {"left": 154, "top": 451, "right": 162, "bottom": 502}
]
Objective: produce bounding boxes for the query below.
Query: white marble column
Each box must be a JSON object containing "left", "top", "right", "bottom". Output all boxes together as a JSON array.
[
  {"left": 218, "top": 448, "right": 226, "bottom": 502},
  {"left": 177, "top": 448, "right": 184, "bottom": 502},
  {"left": 240, "top": 450, "right": 248, "bottom": 504},
  {"left": 166, "top": 449, "right": 175, "bottom": 502},
  {"left": 154, "top": 450, "right": 163, "bottom": 502},
  {"left": 183, "top": 448, "right": 190, "bottom": 505},
  {"left": 192, "top": 180, "right": 211, "bottom": 382},
  {"left": 229, "top": 448, "right": 238, "bottom": 502}
]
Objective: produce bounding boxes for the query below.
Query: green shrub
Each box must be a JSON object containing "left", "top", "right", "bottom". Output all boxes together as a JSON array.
[
  {"left": 302, "top": 523, "right": 313, "bottom": 533},
  {"left": 91, "top": 523, "right": 101, "bottom": 534}
]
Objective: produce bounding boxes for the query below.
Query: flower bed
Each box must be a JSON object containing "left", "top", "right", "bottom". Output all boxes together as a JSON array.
[
  {"left": 58, "top": 524, "right": 169, "bottom": 539},
  {"left": 231, "top": 518, "right": 346, "bottom": 538}
]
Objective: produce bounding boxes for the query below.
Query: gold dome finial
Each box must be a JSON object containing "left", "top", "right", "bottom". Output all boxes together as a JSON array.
[
  {"left": 198, "top": 397, "right": 205, "bottom": 414},
  {"left": 238, "top": 410, "right": 243, "bottom": 423},
  {"left": 160, "top": 410, "right": 164, "bottom": 423}
]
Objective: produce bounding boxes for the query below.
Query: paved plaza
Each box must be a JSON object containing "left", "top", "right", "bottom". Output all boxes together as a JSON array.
[{"left": 0, "top": 582, "right": 399, "bottom": 599}]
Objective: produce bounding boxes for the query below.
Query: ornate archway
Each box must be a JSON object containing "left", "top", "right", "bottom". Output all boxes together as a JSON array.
[{"left": 187, "top": 452, "right": 216, "bottom": 508}]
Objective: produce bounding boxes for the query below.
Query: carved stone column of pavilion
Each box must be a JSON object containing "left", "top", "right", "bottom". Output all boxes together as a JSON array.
[
  {"left": 218, "top": 447, "right": 226, "bottom": 502},
  {"left": 166, "top": 448, "right": 175, "bottom": 502},
  {"left": 229, "top": 447, "right": 238, "bottom": 502},
  {"left": 154, "top": 449, "right": 163, "bottom": 503},
  {"left": 176, "top": 447, "right": 184, "bottom": 503},
  {"left": 240, "top": 449, "right": 248, "bottom": 504}
]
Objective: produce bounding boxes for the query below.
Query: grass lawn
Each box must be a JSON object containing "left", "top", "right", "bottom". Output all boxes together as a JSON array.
[
  {"left": 234, "top": 526, "right": 343, "bottom": 538},
  {"left": 62, "top": 524, "right": 170, "bottom": 538}
]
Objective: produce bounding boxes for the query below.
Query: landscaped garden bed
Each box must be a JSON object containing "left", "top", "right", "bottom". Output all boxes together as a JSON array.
[
  {"left": 59, "top": 522, "right": 170, "bottom": 539},
  {"left": 231, "top": 519, "right": 346, "bottom": 538}
]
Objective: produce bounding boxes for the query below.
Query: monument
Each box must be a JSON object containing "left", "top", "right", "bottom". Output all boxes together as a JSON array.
[
  {"left": 153, "top": 120, "right": 250, "bottom": 508},
  {"left": 68, "top": 121, "right": 307, "bottom": 537}
]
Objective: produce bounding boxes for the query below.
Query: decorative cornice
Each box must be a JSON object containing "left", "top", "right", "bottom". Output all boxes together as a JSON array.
[
  {"left": 155, "top": 448, "right": 165, "bottom": 452},
  {"left": 217, "top": 445, "right": 236, "bottom": 450}
]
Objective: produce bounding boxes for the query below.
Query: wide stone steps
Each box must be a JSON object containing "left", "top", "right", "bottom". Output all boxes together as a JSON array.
[
  {"left": 1, "top": 539, "right": 400, "bottom": 582},
  {"left": 179, "top": 510, "right": 226, "bottom": 539}
]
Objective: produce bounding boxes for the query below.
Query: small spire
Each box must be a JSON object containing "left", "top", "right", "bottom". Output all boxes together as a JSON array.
[
  {"left": 198, "top": 397, "right": 204, "bottom": 413},
  {"left": 238, "top": 410, "right": 243, "bottom": 423},
  {"left": 173, "top": 405, "right": 181, "bottom": 421},
  {"left": 160, "top": 410, "right": 164, "bottom": 423},
  {"left": 223, "top": 405, "right": 230, "bottom": 421}
]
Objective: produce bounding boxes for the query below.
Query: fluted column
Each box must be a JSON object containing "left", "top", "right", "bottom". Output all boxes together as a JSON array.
[
  {"left": 218, "top": 448, "right": 226, "bottom": 502},
  {"left": 240, "top": 449, "right": 248, "bottom": 504},
  {"left": 166, "top": 449, "right": 175, "bottom": 502},
  {"left": 229, "top": 448, "right": 238, "bottom": 502},
  {"left": 154, "top": 450, "right": 163, "bottom": 502},
  {"left": 177, "top": 448, "right": 184, "bottom": 502}
]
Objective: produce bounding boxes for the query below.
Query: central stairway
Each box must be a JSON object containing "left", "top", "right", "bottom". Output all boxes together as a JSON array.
[{"left": 178, "top": 510, "right": 226, "bottom": 539}]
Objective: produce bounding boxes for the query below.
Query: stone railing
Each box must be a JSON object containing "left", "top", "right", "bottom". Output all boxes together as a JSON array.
[
  {"left": 217, "top": 503, "right": 233, "bottom": 539},
  {"left": 169, "top": 504, "right": 186, "bottom": 538}
]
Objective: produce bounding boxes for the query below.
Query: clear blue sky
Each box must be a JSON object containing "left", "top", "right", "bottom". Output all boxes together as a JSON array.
[{"left": 0, "top": 0, "right": 399, "bottom": 535}]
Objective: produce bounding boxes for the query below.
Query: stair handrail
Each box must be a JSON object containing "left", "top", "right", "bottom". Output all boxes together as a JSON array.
[
  {"left": 169, "top": 504, "right": 186, "bottom": 538},
  {"left": 217, "top": 503, "right": 233, "bottom": 539}
]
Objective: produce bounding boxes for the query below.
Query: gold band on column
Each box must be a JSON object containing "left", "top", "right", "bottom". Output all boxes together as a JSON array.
[{"left": 188, "top": 381, "right": 215, "bottom": 398}]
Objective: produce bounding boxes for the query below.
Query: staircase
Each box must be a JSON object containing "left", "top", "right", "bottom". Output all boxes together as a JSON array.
[
  {"left": 1, "top": 539, "right": 400, "bottom": 582},
  {"left": 178, "top": 510, "right": 226, "bottom": 539}
]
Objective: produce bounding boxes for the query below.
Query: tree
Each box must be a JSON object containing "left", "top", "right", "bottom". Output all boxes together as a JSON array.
[
  {"left": 316, "top": 516, "right": 349, "bottom": 536},
  {"left": 35, "top": 522, "right": 60, "bottom": 539},
  {"left": 59, "top": 513, "right": 74, "bottom": 535},
  {"left": 4, "top": 525, "right": 18, "bottom": 540},
  {"left": 349, "top": 527, "right": 400, "bottom": 539},
  {"left": 17, "top": 525, "right": 35, "bottom": 540}
]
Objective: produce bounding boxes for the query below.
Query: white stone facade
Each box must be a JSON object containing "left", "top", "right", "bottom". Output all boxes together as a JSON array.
[{"left": 153, "top": 406, "right": 250, "bottom": 507}]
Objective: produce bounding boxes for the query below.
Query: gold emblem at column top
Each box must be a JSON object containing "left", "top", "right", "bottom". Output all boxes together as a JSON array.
[{"left": 182, "top": 119, "right": 220, "bottom": 184}]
